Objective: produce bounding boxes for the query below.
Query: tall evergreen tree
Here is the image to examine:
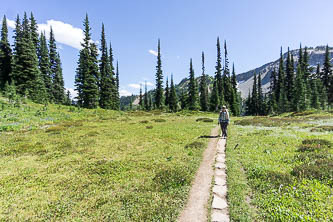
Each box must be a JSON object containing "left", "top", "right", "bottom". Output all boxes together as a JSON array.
[
  {"left": 180, "top": 88, "right": 187, "bottom": 109},
  {"left": 12, "top": 13, "right": 47, "bottom": 102},
  {"left": 231, "top": 63, "right": 237, "bottom": 89},
  {"left": 257, "top": 73, "right": 263, "bottom": 115},
  {"left": 276, "top": 47, "right": 285, "bottom": 103},
  {"left": 293, "top": 63, "right": 308, "bottom": 111},
  {"left": 321, "top": 45, "right": 332, "bottom": 90},
  {"left": 169, "top": 74, "right": 178, "bottom": 112},
  {"left": 139, "top": 84, "right": 143, "bottom": 108},
  {"left": 224, "top": 40, "right": 230, "bottom": 77},
  {"left": 115, "top": 61, "right": 120, "bottom": 109},
  {"left": 215, "top": 37, "right": 224, "bottom": 106},
  {"left": 109, "top": 42, "right": 118, "bottom": 110},
  {"left": 310, "top": 79, "right": 320, "bottom": 109},
  {"left": 285, "top": 47, "right": 294, "bottom": 102},
  {"left": 200, "top": 52, "right": 209, "bottom": 111},
  {"left": 0, "top": 15, "right": 12, "bottom": 89},
  {"left": 52, "top": 53, "right": 65, "bottom": 103},
  {"left": 165, "top": 76, "right": 169, "bottom": 107},
  {"left": 38, "top": 32, "right": 53, "bottom": 101},
  {"left": 99, "top": 24, "right": 114, "bottom": 109},
  {"left": 154, "top": 39, "right": 164, "bottom": 109},
  {"left": 251, "top": 72, "right": 258, "bottom": 115},
  {"left": 209, "top": 77, "right": 220, "bottom": 112},
  {"left": 144, "top": 81, "right": 149, "bottom": 111},
  {"left": 29, "top": 12, "right": 39, "bottom": 51},
  {"left": 75, "top": 14, "right": 99, "bottom": 108},
  {"left": 187, "top": 59, "right": 199, "bottom": 110}
]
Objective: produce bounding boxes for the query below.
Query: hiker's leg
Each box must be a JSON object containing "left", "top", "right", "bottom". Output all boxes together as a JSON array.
[
  {"left": 220, "top": 123, "right": 223, "bottom": 136},
  {"left": 222, "top": 123, "right": 226, "bottom": 137},
  {"left": 225, "top": 124, "right": 228, "bottom": 137}
]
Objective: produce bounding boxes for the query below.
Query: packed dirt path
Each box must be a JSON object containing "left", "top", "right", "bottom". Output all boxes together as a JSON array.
[{"left": 178, "top": 126, "right": 219, "bottom": 222}]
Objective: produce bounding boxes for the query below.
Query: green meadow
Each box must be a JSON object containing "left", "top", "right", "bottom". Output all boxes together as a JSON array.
[
  {"left": 226, "top": 111, "right": 333, "bottom": 221},
  {"left": 1, "top": 97, "right": 332, "bottom": 221},
  {"left": 0, "top": 97, "right": 216, "bottom": 221}
]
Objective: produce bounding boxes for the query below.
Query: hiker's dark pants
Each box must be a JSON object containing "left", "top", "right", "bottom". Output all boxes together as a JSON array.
[{"left": 220, "top": 122, "right": 228, "bottom": 137}]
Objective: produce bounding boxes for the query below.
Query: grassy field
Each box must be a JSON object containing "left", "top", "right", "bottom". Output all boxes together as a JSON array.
[
  {"left": 226, "top": 111, "right": 333, "bottom": 221},
  {"left": 0, "top": 97, "right": 217, "bottom": 221}
]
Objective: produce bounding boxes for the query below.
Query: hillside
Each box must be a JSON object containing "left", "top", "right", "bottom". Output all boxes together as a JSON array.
[
  {"left": 121, "top": 46, "right": 333, "bottom": 107},
  {"left": 236, "top": 46, "right": 333, "bottom": 98}
]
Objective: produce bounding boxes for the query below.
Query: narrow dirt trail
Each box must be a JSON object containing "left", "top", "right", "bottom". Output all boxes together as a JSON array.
[{"left": 178, "top": 126, "right": 219, "bottom": 222}]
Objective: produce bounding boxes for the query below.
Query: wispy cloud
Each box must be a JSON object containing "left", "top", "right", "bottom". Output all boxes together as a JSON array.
[
  {"left": 128, "top": 83, "right": 141, "bottom": 89},
  {"left": 65, "top": 88, "right": 78, "bottom": 99},
  {"left": 149, "top": 49, "right": 158, "bottom": 56},
  {"left": 6, "top": 18, "right": 97, "bottom": 50},
  {"left": 6, "top": 19, "right": 15, "bottom": 29},
  {"left": 119, "top": 89, "right": 132, "bottom": 97},
  {"left": 139, "top": 81, "right": 154, "bottom": 86}
]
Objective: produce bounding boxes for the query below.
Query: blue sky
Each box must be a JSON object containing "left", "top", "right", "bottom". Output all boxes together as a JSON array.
[{"left": 2, "top": 0, "right": 333, "bottom": 96}]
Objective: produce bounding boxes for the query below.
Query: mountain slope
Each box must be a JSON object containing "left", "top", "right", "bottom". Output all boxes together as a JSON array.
[{"left": 237, "top": 46, "right": 333, "bottom": 98}]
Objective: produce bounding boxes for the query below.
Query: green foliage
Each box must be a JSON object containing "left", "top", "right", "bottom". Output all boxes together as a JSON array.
[
  {"left": 227, "top": 115, "right": 333, "bottom": 221},
  {"left": 0, "top": 15, "right": 12, "bottom": 89},
  {"left": 169, "top": 75, "right": 178, "bottom": 112},
  {"left": 154, "top": 39, "right": 164, "bottom": 109},
  {"left": 199, "top": 52, "right": 209, "bottom": 111},
  {"left": 187, "top": 59, "right": 199, "bottom": 110}
]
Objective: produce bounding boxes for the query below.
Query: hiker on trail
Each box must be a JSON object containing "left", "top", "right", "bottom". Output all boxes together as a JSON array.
[{"left": 218, "top": 105, "right": 229, "bottom": 138}]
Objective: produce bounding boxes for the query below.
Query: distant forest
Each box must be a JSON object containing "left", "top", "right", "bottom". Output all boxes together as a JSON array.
[{"left": 1, "top": 13, "right": 332, "bottom": 115}]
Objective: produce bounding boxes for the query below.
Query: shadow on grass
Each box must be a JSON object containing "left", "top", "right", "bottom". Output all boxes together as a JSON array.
[{"left": 198, "top": 135, "right": 220, "bottom": 138}]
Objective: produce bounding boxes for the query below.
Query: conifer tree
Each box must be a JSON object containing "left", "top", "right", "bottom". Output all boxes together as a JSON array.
[
  {"left": 139, "top": 84, "right": 143, "bottom": 108},
  {"left": 268, "top": 68, "right": 278, "bottom": 113},
  {"left": 144, "top": 81, "right": 149, "bottom": 111},
  {"left": 276, "top": 47, "right": 285, "bottom": 103},
  {"left": 65, "top": 90, "right": 71, "bottom": 105},
  {"left": 154, "top": 39, "right": 164, "bottom": 109},
  {"left": 285, "top": 48, "right": 294, "bottom": 102},
  {"left": 38, "top": 32, "right": 53, "bottom": 101},
  {"left": 292, "top": 64, "right": 306, "bottom": 111},
  {"left": 257, "top": 73, "right": 263, "bottom": 115},
  {"left": 321, "top": 45, "right": 332, "bottom": 90},
  {"left": 29, "top": 12, "right": 39, "bottom": 51},
  {"left": 231, "top": 63, "right": 237, "bottom": 89},
  {"left": 115, "top": 61, "right": 120, "bottom": 109},
  {"left": 0, "top": 15, "right": 12, "bottom": 89},
  {"left": 251, "top": 72, "right": 258, "bottom": 115},
  {"left": 180, "top": 88, "right": 187, "bottom": 109},
  {"left": 12, "top": 13, "right": 47, "bottom": 102},
  {"left": 52, "top": 53, "right": 65, "bottom": 103},
  {"left": 99, "top": 24, "right": 114, "bottom": 109},
  {"left": 200, "top": 52, "right": 209, "bottom": 111},
  {"left": 165, "top": 76, "right": 169, "bottom": 107},
  {"left": 215, "top": 37, "right": 223, "bottom": 106},
  {"left": 187, "top": 59, "right": 199, "bottom": 110},
  {"left": 75, "top": 14, "right": 99, "bottom": 108},
  {"left": 169, "top": 74, "right": 178, "bottom": 112},
  {"left": 310, "top": 79, "right": 320, "bottom": 109},
  {"left": 109, "top": 42, "right": 118, "bottom": 110},
  {"left": 209, "top": 77, "right": 220, "bottom": 112}
]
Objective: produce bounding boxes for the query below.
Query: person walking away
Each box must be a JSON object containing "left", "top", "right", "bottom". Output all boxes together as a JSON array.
[{"left": 218, "top": 106, "right": 229, "bottom": 138}]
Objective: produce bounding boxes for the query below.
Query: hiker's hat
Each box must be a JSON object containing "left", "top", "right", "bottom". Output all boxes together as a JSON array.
[{"left": 222, "top": 105, "right": 226, "bottom": 109}]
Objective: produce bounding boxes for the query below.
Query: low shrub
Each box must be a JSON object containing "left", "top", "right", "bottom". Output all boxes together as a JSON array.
[
  {"left": 153, "top": 165, "right": 191, "bottom": 191},
  {"left": 185, "top": 141, "right": 205, "bottom": 149},
  {"left": 196, "top": 118, "right": 213, "bottom": 122},
  {"left": 153, "top": 118, "right": 166, "bottom": 122},
  {"left": 139, "top": 120, "right": 149, "bottom": 124},
  {"left": 311, "top": 125, "right": 333, "bottom": 132},
  {"left": 146, "top": 125, "right": 153, "bottom": 129}
]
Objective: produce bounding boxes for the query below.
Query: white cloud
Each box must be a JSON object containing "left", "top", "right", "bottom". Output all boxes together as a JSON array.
[
  {"left": 6, "top": 18, "right": 97, "bottom": 50},
  {"left": 139, "top": 81, "right": 154, "bottom": 86},
  {"left": 38, "top": 20, "right": 84, "bottom": 50},
  {"left": 128, "top": 83, "right": 141, "bottom": 89},
  {"left": 149, "top": 49, "right": 158, "bottom": 56},
  {"left": 119, "top": 89, "right": 132, "bottom": 97},
  {"left": 6, "top": 19, "right": 15, "bottom": 29},
  {"left": 65, "top": 88, "right": 78, "bottom": 99}
]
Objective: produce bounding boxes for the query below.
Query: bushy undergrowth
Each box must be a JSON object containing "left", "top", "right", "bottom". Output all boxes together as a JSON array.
[{"left": 226, "top": 115, "right": 333, "bottom": 221}]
